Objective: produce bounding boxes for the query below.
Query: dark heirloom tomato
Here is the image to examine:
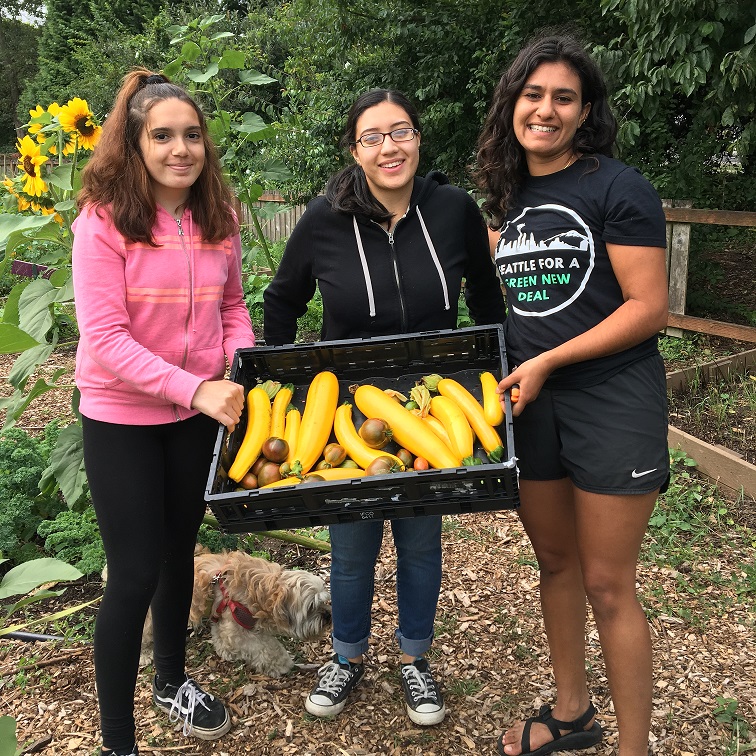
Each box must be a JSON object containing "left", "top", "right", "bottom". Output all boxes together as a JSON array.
[
  {"left": 257, "top": 461, "right": 283, "bottom": 487},
  {"left": 262, "top": 437, "right": 289, "bottom": 463},
  {"left": 359, "top": 418, "right": 393, "bottom": 448}
]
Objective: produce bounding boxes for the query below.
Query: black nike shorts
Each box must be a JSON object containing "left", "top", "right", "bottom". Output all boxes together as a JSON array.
[{"left": 513, "top": 353, "right": 670, "bottom": 495}]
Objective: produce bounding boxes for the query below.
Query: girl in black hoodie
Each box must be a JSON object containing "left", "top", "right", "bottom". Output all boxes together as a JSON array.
[{"left": 264, "top": 89, "right": 505, "bottom": 725}]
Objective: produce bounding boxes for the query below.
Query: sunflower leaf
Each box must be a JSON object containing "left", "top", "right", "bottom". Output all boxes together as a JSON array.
[{"left": 187, "top": 63, "right": 219, "bottom": 83}]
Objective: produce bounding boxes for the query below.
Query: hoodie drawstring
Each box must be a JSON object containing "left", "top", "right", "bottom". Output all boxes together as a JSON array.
[
  {"left": 416, "top": 208, "right": 450, "bottom": 311},
  {"left": 353, "top": 215, "right": 377, "bottom": 317},
  {"left": 352, "top": 210, "right": 450, "bottom": 317}
]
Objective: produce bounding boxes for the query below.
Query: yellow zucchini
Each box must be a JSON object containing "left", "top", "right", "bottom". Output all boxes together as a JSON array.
[
  {"left": 227, "top": 386, "right": 272, "bottom": 482},
  {"left": 437, "top": 378, "right": 504, "bottom": 458},
  {"left": 422, "top": 414, "right": 454, "bottom": 449},
  {"left": 270, "top": 383, "right": 294, "bottom": 438},
  {"left": 304, "top": 467, "right": 367, "bottom": 482},
  {"left": 283, "top": 408, "right": 301, "bottom": 464},
  {"left": 353, "top": 385, "right": 461, "bottom": 470},
  {"left": 260, "top": 476, "right": 301, "bottom": 490},
  {"left": 429, "top": 395, "right": 474, "bottom": 459},
  {"left": 480, "top": 371, "right": 505, "bottom": 427},
  {"left": 293, "top": 370, "right": 339, "bottom": 473},
  {"left": 334, "top": 403, "right": 405, "bottom": 471}
]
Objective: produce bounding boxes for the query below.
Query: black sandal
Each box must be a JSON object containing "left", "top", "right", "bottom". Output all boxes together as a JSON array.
[{"left": 496, "top": 702, "right": 603, "bottom": 756}]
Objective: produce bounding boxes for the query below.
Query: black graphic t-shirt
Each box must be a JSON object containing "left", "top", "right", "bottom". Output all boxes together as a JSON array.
[{"left": 494, "top": 154, "right": 667, "bottom": 388}]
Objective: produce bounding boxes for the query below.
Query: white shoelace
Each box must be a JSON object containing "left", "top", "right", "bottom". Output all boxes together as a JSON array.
[
  {"left": 402, "top": 665, "right": 436, "bottom": 702},
  {"left": 166, "top": 679, "right": 211, "bottom": 735},
  {"left": 315, "top": 661, "right": 353, "bottom": 695}
]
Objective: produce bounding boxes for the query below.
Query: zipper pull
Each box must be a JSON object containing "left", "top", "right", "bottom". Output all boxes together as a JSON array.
[{"left": 176, "top": 218, "right": 184, "bottom": 236}]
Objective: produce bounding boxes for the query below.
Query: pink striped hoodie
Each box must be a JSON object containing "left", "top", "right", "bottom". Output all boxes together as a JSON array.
[{"left": 72, "top": 204, "right": 255, "bottom": 424}]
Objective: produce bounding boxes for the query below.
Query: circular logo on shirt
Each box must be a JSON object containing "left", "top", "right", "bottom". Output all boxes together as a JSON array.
[{"left": 495, "top": 204, "right": 595, "bottom": 316}]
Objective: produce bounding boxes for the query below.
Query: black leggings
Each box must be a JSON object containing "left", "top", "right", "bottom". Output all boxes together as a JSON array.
[{"left": 83, "top": 412, "right": 218, "bottom": 750}]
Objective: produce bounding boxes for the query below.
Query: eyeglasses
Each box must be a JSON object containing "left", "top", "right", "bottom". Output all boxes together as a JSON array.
[{"left": 351, "top": 128, "right": 419, "bottom": 149}]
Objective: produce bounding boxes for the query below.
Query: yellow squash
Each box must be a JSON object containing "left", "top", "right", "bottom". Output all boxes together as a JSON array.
[
  {"left": 421, "top": 413, "right": 454, "bottom": 449},
  {"left": 227, "top": 386, "right": 272, "bottom": 482},
  {"left": 429, "top": 395, "right": 474, "bottom": 460},
  {"left": 334, "top": 403, "right": 405, "bottom": 471},
  {"left": 304, "top": 467, "right": 367, "bottom": 481},
  {"left": 293, "top": 370, "right": 339, "bottom": 473},
  {"left": 479, "top": 371, "right": 505, "bottom": 426},
  {"left": 260, "top": 476, "right": 301, "bottom": 489},
  {"left": 283, "top": 408, "right": 301, "bottom": 464},
  {"left": 270, "top": 383, "right": 294, "bottom": 438},
  {"left": 437, "top": 378, "right": 504, "bottom": 458},
  {"left": 353, "top": 385, "right": 461, "bottom": 470}
]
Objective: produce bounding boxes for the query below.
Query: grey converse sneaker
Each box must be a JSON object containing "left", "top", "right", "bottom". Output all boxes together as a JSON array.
[
  {"left": 400, "top": 658, "right": 446, "bottom": 725},
  {"left": 152, "top": 675, "right": 231, "bottom": 739},
  {"left": 305, "top": 654, "right": 365, "bottom": 717}
]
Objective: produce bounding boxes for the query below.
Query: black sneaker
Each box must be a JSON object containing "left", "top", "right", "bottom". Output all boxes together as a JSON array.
[
  {"left": 152, "top": 675, "right": 231, "bottom": 740},
  {"left": 101, "top": 747, "right": 138, "bottom": 756},
  {"left": 400, "top": 658, "right": 446, "bottom": 725},
  {"left": 305, "top": 654, "right": 365, "bottom": 717}
]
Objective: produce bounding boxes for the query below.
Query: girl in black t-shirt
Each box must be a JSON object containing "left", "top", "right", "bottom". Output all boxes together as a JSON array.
[{"left": 476, "top": 33, "right": 669, "bottom": 756}]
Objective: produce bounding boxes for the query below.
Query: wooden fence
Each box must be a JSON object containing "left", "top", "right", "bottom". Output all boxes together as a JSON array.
[
  {"left": 1, "top": 153, "right": 19, "bottom": 176},
  {"left": 663, "top": 203, "right": 756, "bottom": 343}
]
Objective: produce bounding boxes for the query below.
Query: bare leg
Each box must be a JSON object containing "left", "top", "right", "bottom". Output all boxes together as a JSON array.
[
  {"left": 502, "top": 478, "right": 595, "bottom": 755},
  {"left": 575, "top": 488, "right": 657, "bottom": 756},
  {"left": 501, "top": 479, "right": 656, "bottom": 756}
]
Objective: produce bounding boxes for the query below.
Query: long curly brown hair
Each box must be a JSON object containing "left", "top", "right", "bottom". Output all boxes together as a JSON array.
[
  {"left": 77, "top": 68, "right": 237, "bottom": 244},
  {"left": 474, "top": 32, "right": 617, "bottom": 228}
]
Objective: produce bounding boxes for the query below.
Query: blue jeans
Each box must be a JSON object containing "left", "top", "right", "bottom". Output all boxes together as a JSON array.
[{"left": 328, "top": 515, "right": 443, "bottom": 659}]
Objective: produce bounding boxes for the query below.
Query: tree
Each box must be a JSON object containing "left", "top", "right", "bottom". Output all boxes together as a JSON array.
[
  {"left": 18, "top": 0, "right": 170, "bottom": 118},
  {"left": 249, "top": 0, "right": 755, "bottom": 210},
  {"left": 594, "top": 0, "right": 756, "bottom": 210},
  {"left": 0, "top": 17, "right": 40, "bottom": 150}
]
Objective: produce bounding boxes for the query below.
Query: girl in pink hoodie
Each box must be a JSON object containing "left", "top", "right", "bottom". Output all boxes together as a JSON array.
[{"left": 72, "top": 69, "right": 254, "bottom": 756}]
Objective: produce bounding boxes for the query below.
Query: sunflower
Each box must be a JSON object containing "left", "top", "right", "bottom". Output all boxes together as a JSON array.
[
  {"left": 27, "top": 105, "right": 46, "bottom": 136},
  {"left": 44, "top": 129, "right": 78, "bottom": 156},
  {"left": 16, "top": 135, "right": 49, "bottom": 197},
  {"left": 2, "top": 177, "right": 17, "bottom": 196},
  {"left": 58, "top": 97, "right": 102, "bottom": 150}
]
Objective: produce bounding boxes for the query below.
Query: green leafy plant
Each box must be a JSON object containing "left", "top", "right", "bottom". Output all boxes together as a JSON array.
[
  {"left": 163, "top": 14, "right": 291, "bottom": 273},
  {"left": 0, "top": 713, "right": 21, "bottom": 756},
  {"left": 0, "top": 556, "right": 90, "bottom": 634},
  {"left": 37, "top": 507, "right": 104, "bottom": 576},
  {"left": 713, "top": 697, "right": 755, "bottom": 755},
  {"left": 196, "top": 523, "right": 239, "bottom": 553},
  {"left": 0, "top": 424, "right": 67, "bottom": 564},
  {"left": 0, "top": 99, "right": 99, "bottom": 478},
  {"left": 0, "top": 556, "right": 97, "bottom": 756}
]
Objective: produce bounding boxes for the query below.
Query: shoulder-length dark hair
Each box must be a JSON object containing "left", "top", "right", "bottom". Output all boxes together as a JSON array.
[
  {"left": 325, "top": 88, "right": 421, "bottom": 223},
  {"left": 77, "top": 68, "right": 237, "bottom": 244},
  {"left": 475, "top": 32, "right": 617, "bottom": 227}
]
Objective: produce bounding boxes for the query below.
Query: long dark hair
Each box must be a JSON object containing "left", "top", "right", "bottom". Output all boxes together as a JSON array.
[
  {"left": 325, "top": 89, "right": 421, "bottom": 223},
  {"left": 475, "top": 32, "right": 617, "bottom": 227},
  {"left": 78, "top": 68, "right": 237, "bottom": 244}
]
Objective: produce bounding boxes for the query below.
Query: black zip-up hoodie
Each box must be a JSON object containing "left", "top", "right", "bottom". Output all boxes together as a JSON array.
[{"left": 263, "top": 170, "right": 506, "bottom": 345}]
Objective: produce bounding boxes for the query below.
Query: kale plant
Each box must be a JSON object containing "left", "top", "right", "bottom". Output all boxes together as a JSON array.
[
  {"left": 0, "top": 424, "right": 67, "bottom": 564},
  {"left": 37, "top": 507, "right": 105, "bottom": 576}
]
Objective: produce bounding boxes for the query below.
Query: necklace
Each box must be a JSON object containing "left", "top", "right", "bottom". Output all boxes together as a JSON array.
[{"left": 562, "top": 153, "right": 577, "bottom": 171}]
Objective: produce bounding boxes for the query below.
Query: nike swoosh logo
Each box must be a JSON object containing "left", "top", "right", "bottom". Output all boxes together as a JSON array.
[{"left": 631, "top": 468, "right": 657, "bottom": 478}]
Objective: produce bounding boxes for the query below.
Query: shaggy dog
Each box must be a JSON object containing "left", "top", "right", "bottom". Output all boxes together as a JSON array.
[{"left": 126, "top": 551, "right": 331, "bottom": 677}]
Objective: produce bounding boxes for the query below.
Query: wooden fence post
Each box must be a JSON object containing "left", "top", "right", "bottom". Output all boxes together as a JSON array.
[{"left": 664, "top": 199, "right": 693, "bottom": 338}]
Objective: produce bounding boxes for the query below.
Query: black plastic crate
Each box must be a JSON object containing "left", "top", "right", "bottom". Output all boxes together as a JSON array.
[{"left": 205, "top": 325, "right": 518, "bottom": 532}]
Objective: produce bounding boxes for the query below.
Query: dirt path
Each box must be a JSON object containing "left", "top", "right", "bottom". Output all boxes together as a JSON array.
[{"left": 3, "top": 507, "right": 755, "bottom": 755}]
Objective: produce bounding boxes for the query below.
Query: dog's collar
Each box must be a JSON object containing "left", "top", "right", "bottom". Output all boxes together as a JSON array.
[{"left": 211, "top": 572, "right": 257, "bottom": 630}]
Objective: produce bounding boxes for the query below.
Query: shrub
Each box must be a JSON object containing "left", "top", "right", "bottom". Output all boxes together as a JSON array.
[
  {"left": 37, "top": 507, "right": 105, "bottom": 576},
  {"left": 0, "top": 424, "right": 66, "bottom": 565}
]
